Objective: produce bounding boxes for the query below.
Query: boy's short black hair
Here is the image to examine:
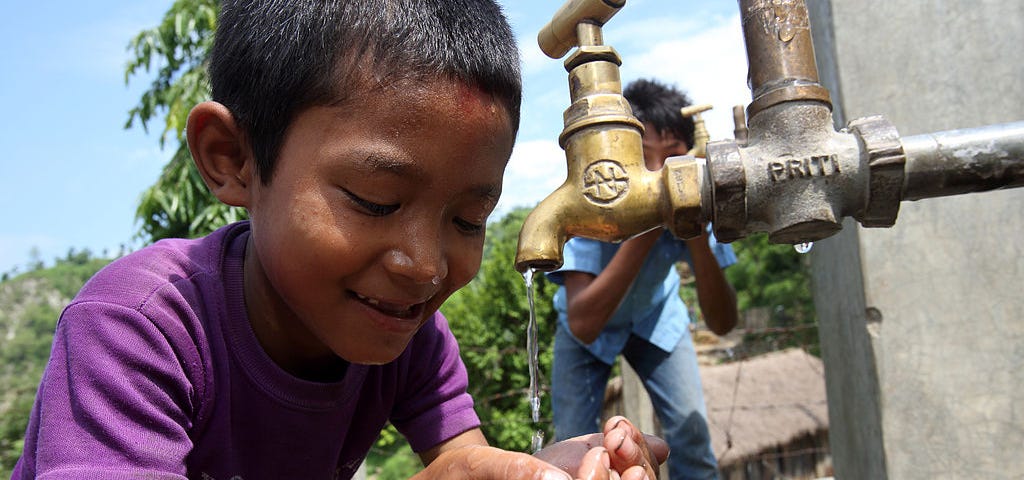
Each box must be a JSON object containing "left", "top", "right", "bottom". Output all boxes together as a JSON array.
[
  {"left": 623, "top": 78, "right": 695, "bottom": 149},
  {"left": 209, "top": 0, "right": 522, "bottom": 184}
]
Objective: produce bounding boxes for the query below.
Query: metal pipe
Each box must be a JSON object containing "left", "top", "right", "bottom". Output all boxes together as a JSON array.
[
  {"left": 517, "top": 0, "right": 1024, "bottom": 272},
  {"left": 739, "top": 0, "right": 831, "bottom": 118},
  {"left": 901, "top": 121, "right": 1024, "bottom": 201}
]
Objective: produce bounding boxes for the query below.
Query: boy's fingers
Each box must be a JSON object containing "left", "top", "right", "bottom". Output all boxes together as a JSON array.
[
  {"left": 574, "top": 447, "right": 612, "bottom": 480},
  {"left": 602, "top": 417, "right": 665, "bottom": 479},
  {"left": 639, "top": 433, "right": 669, "bottom": 464},
  {"left": 418, "top": 445, "right": 572, "bottom": 480},
  {"left": 619, "top": 465, "right": 652, "bottom": 480},
  {"left": 602, "top": 416, "right": 669, "bottom": 462}
]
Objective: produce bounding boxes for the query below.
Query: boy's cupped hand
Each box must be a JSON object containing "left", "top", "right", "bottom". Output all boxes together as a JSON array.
[
  {"left": 414, "top": 416, "right": 668, "bottom": 479},
  {"left": 535, "top": 416, "right": 668, "bottom": 480}
]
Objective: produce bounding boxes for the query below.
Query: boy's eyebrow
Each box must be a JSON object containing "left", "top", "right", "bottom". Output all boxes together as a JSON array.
[
  {"left": 365, "top": 154, "right": 422, "bottom": 176},
  {"left": 475, "top": 184, "right": 501, "bottom": 202},
  {"left": 364, "top": 153, "right": 502, "bottom": 201}
]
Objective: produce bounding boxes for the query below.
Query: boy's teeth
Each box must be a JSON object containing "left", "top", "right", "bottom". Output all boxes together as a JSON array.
[
  {"left": 357, "top": 292, "right": 411, "bottom": 314},
  {"left": 356, "top": 293, "right": 378, "bottom": 305}
]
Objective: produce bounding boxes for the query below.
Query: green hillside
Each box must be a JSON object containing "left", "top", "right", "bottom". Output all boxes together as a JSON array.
[{"left": 0, "top": 251, "right": 110, "bottom": 477}]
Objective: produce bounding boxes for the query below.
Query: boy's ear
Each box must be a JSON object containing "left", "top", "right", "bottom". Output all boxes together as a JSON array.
[{"left": 187, "top": 101, "right": 254, "bottom": 207}]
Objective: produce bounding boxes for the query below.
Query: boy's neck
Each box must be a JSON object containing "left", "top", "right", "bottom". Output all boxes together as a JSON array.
[{"left": 242, "top": 234, "right": 350, "bottom": 383}]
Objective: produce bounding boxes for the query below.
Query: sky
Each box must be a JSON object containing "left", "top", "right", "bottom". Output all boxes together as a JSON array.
[{"left": 0, "top": 0, "right": 751, "bottom": 275}]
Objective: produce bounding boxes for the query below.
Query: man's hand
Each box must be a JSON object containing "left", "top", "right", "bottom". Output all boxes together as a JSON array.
[{"left": 685, "top": 231, "right": 739, "bottom": 336}]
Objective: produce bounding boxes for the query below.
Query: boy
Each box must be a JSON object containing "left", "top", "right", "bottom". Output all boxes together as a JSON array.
[
  {"left": 13, "top": 1, "right": 663, "bottom": 479},
  {"left": 547, "top": 79, "right": 739, "bottom": 480}
]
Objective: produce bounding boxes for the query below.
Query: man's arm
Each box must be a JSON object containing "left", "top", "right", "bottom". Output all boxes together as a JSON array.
[
  {"left": 685, "top": 232, "right": 739, "bottom": 335},
  {"left": 563, "top": 229, "right": 663, "bottom": 344}
]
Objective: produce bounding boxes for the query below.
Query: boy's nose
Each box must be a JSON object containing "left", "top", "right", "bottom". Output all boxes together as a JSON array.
[{"left": 385, "top": 237, "right": 448, "bottom": 286}]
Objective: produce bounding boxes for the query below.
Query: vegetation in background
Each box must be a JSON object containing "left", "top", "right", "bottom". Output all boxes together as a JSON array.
[
  {"left": 0, "top": 1, "right": 817, "bottom": 476},
  {"left": 0, "top": 250, "right": 111, "bottom": 477},
  {"left": 125, "top": 0, "right": 244, "bottom": 242},
  {"left": 723, "top": 235, "right": 818, "bottom": 357}
]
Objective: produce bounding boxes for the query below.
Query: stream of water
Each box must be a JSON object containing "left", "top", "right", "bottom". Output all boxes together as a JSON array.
[{"left": 523, "top": 268, "right": 545, "bottom": 453}]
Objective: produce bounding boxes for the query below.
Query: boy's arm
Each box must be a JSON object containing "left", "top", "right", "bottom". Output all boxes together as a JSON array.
[
  {"left": 563, "top": 228, "right": 663, "bottom": 344},
  {"left": 16, "top": 301, "right": 194, "bottom": 479},
  {"left": 685, "top": 232, "right": 739, "bottom": 335},
  {"left": 417, "top": 427, "right": 489, "bottom": 465}
]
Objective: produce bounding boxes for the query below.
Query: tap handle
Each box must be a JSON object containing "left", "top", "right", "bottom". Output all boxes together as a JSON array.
[
  {"left": 680, "top": 104, "right": 713, "bottom": 119},
  {"left": 538, "top": 0, "right": 626, "bottom": 59},
  {"left": 732, "top": 105, "right": 749, "bottom": 144},
  {"left": 681, "top": 104, "right": 713, "bottom": 158}
]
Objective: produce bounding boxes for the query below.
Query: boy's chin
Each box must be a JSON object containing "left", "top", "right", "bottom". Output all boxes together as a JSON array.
[{"left": 337, "top": 342, "right": 412, "bottom": 366}]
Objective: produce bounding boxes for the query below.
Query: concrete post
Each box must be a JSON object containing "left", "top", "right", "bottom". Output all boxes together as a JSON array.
[{"left": 808, "top": 1, "right": 1024, "bottom": 478}]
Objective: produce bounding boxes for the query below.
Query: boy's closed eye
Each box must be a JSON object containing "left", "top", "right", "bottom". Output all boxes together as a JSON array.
[
  {"left": 341, "top": 186, "right": 488, "bottom": 236},
  {"left": 341, "top": 187, "right": 399, "bottom": 216},
  {"left": 453, "top": 217, "right": 484, "bottom": 235}
]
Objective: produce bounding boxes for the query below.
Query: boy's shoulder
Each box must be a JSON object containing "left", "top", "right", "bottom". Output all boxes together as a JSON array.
[{"left": 73, "top": 222, "right": 250, "bottom": 312}]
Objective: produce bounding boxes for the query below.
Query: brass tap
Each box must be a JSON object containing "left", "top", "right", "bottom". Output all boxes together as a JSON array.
[
  {"left": 514, "top": 0, "right": 707, "bottom": 273},
  {"left": 517, "top": 0, "right": 1024, "bottom": 270}
]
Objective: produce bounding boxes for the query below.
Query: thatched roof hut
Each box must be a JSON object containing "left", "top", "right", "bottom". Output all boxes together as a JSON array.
[{"left": 702, "top": 348, "right": 831, "bottom": 478}]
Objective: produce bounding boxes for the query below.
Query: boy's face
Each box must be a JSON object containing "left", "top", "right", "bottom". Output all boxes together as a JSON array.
[
  {"left": 242, "top": 79, "right": 514, "bottom": 371},
  {"left": 641, "top": 122, "right": 689, "bottom": 171}
]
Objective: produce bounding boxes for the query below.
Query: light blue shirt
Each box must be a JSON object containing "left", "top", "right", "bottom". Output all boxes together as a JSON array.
[{"left": 546, "top": 229, "right": 736, "bottom": 365}]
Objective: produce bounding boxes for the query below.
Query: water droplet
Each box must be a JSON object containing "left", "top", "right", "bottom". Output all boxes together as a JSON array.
[
  {"left": 794, "top": 242, "right": 813, "bottom": 254},
  {"left": 531, "top": 430, "right": 545, "bottom": 453}
]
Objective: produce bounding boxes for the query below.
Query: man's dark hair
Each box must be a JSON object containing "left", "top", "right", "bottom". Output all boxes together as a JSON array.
[
  {"left": 209, "top": 0, "right": 522, "bottom": 184},
  {"left": 623, "top": 78, "right": 694, "bottom": 149}
]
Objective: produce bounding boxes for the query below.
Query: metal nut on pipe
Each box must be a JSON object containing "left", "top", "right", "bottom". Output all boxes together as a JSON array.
[
  {"left": 848, "top": 116, "right": 906, "bottom": 228},
  {"left": 705, "top": 140, "right": 747, "bottom": 243},
  {"left": 662, "top": 156, "right": 707, "bottom": 240}
]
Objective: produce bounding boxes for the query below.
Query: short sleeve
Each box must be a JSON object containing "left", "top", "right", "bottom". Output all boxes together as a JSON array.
[
  {"left": 708, "top": 229, "right": 737, "bottom": 269},
  {"left": 16, "top": 301, "right": 195, "bottom": 479},
  {"left": 545, "top": 237, "right": 605, "bottom": 285},
  {"left": 389, "top": 313, "right": 480, "bottom": 453}
]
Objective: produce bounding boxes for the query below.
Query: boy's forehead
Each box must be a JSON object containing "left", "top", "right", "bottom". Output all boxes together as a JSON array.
[{"left": 343, "top": 77, "right": 513, "bottom": 134}]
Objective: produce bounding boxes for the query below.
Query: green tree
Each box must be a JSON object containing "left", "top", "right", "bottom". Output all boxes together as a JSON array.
[
  {"left": 125, "top": 0, "right": 244, "bottom": 242},
  {"left": 442, "top": 207, "right": 559, "bottom": 451},
  {"left": 722, "top": 234, "right": 818, "bottom": 356}
]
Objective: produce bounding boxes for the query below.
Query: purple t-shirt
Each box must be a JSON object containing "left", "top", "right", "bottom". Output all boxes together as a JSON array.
[{"left": 13, "top": 222, "right": 480, "bottom": 479}]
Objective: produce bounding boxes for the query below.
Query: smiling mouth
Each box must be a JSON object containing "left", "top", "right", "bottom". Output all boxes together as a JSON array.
[{"left": 353, "top": 292, "right": 424, "bottom": 320}]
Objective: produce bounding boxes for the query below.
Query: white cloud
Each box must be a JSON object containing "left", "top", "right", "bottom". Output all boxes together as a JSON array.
[
  {"left": 624, "top": 14, "right": 752, "bottom": 141},
  {"left": 520, "top": 36, "right": 557, "bottom": 77},
  {"left": 495, "top": 139, "right": 567, "bottom": 217}
]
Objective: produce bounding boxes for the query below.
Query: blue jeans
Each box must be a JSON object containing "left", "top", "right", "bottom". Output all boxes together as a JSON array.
[{"left": 551, "top": 324, "right": 718, "bottom": 480}]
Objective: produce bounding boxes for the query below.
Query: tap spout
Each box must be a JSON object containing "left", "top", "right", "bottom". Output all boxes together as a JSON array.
[
  {"left": 514, "top": 184, "right": 575, "bottom": 273},
  {"left": 513, "top": 116, "right": 665, "bottom": 273}
]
